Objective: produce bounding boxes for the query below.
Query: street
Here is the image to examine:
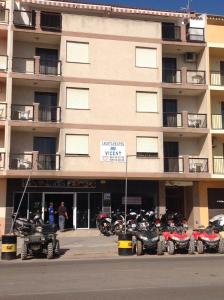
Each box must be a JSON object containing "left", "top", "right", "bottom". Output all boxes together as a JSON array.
[{"left": 0, "top": 256, "right": 224, "bottom": 300}]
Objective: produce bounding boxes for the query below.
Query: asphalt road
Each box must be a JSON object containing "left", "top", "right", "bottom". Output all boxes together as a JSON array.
[{"left": 0, "top": 256, "right": 224, "bottom": 300}]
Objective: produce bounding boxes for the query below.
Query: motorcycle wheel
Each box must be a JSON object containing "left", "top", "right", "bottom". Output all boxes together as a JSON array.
[
  {"left": 157, "top": 241, "right": 164, "bottom": 256},
  {"left": 21, "top": 242, "right": 28, "bottom": 260},
  {"left": 47, "top": 242, "right": 54, "bottom": 259},
  {"left": 188, "top": 239, "right": 195, "bottom": 255},
  {"left": 167, "top": 241, "right": 175, "bottom": 255},
  {"left": 114, "top": 225, "right": 122, "bottom": 236},
  {"left": 54, "top": 240, "right": 60, "bottom": 256},
  {"left": 136, "top": 240, "right": 143, "bottom": 256},
  {"left": 218, "top": 239, "right": 224, "bottom": 254},
  {"left": 197, "top": 240, "right": 204, "bottom": 254}
]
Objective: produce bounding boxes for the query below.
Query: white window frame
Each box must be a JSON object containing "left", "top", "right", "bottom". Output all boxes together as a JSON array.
[
  {"left": 65, "top": 134, "right": 89, "bottom": 156},
  {"left": 66, "top": 87, "right": 89, "bottom": 110},
  {"left": 66, "top": 41, "right": 89, "bottom": 64},
  {"left": 135, "top": 47, "right": 157, "bottom": 69},
  {"left": 136, "top": 91, "right": 158, "bottom": 113},
  {"left": 136, "top": 136, "right": 158, "bottom": 158}
]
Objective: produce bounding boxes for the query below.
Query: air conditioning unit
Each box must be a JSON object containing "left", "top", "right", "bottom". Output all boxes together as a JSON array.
[{"left": 185, "top": 52, "right": 197, "bottom": 63}]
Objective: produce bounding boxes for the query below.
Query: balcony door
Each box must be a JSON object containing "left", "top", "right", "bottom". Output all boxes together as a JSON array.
[
  {"left": 164, "top": 141, "right": 179, "bottom": 172},
  {"left": 220, "top": 61, "right": 224, "bottom": 85},
  {"left": 163, "top": 99, "right": 177, "bottom": 127},
  {"left": 33, "top": 137, "right": 56, "bottom": 170},
  {"left": 162, "top": 23, "right": 176, "bottom": 40},
  {"left": 162, "top": 57, "right": 177, "bottom": 83},
  {"left": 35, "top": 92, "right": 57, "bottom": 122},
  {"left": 36, "top": 48, "right": 58, "bottom": 75},
  {"left": 221, "top": 102, "right": 224, "bottom": 129}
]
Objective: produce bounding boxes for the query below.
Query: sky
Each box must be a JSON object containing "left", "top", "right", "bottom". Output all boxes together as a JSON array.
[{"left": 74, "top": 0, "right": 224, "bottom": 15}]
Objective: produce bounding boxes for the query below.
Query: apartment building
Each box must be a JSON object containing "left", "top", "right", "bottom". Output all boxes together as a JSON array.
[{"left": 0, "top": 0, "right": 218, "bottom": 234}]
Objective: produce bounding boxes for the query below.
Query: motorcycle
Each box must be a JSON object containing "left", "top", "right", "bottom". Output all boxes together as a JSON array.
[
  {"left": 126, "top": 210, "right": 137, "bottom": 234},
  {"left": 111, "top": 210, "right": 125, "bottom": 235},
  {"left": 96, "top": 212, "right": 112, "bottom": 236}
]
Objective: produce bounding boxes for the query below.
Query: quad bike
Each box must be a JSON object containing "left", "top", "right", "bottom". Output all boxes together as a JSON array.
[
  {"left": 192, "top": 227, "right": 224, "bottom": 254},
  {"left": 163, "top": 226, "right": 195, "bottom": 255}
]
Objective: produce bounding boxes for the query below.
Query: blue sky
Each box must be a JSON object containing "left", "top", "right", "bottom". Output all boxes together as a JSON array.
[{"left": 77, "top": 0, "right": 224, "bottom": 15}]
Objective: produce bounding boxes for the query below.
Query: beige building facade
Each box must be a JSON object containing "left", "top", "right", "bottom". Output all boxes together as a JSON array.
[{"left": 0, "top": 0, "right": 223, "bottom": 234}]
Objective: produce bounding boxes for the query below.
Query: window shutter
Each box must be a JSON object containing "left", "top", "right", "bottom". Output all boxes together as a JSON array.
[
  {"left": 67, "top": 88, "right": 89, "bottom": 109},
  {"left": 137, "top": 137, "right": 158, "bottom": 153},
  {"left": 66, "top": 135, "right": 89, "bottom": 155},
  {"left": 136, "top": 47, "right": 157, "bottom": 68},
  {"left": 136, "top": 92, "right": 157, "bottom": 112},
  {"left": 67, "top": 42, "right": 89, "bottom": 63}
]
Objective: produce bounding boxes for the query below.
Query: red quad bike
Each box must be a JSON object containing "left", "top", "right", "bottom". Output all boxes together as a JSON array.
[
  {"left": 193, "top": 227, "right": 224, "bottom": 254},
  {"left": 163, "top": 226, "right": 195, "bottom": 255}
]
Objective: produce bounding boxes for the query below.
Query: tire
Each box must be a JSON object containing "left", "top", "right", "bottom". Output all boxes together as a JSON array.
[
  {"left": 167, "top": 240, "right": 175, "bottom": 255},
  {"left": 54, "top": 240, "right": 60, "bottom": 256},
  {"left": 47, "top": 242, "right": 54, "bottom": 259},
  {"left": 157, "top": 241, "right": 164, "bottom": 256},
  {"left": 218, "top": 239, "right": 224, "bottom": 254},
  {"left": 136, "top": 240, "right": 143, "bottom": 256},
  {"left": 188, "top": 239, "right": 195, "bottom": 255},
  {"left": 160, "top": 236, "right": 167, "bottom": 252},
  {"left": 21, "top": 242, "right": 28, "bottom": 260},
  {"left": 197, "top": 240, "right": 204, "bottom": 254}
]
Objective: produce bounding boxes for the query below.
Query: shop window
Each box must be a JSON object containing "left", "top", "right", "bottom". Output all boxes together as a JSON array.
[
  {"left": 136, "top": 136, "right": 158, "bottom": 158},
  {"left": 66, "top": 88, "right": 89, "bottom": 109},
  {"left": 65, "top": 134, "right": 89, "bottom": 155},
  {"left": 136, "top": 91, "right": 157, "bottom": 113},
  {"left": 135, "top": 47, "right": 157, "bottom": 68},
  {"left": 66, "top": 41, "right": 89, "bottom": 63}
]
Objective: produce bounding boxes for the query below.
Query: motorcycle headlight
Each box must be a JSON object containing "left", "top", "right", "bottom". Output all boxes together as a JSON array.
[
  {"left": 151, "top": 237, "right": 159, "bottom": 242},
  {"left": 139, "top": 235, "right": 148, "bottom": 241}
]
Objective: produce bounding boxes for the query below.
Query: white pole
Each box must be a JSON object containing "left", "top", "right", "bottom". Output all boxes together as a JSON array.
[{"left": 124, "top": 155, "right": 128, "bottom": 234}]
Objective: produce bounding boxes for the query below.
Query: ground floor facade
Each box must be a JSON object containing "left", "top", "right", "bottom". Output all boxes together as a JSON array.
[{"left": 1, "top": 178, "right": 224, "bottom": 235}]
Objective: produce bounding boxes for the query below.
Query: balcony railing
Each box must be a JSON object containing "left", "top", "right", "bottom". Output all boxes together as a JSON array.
[
  {"left": 188, "top": 114, "right": 207, "bottom": 128},
  {"left": 13, "top": 10, "right": 35, "bottom": 28},
  {"left": 37, "top": 154, "right": 60, "bottom": 170},
  {"left": 0, "top": 55, "right": 8, "bottom": 72},
  {"left": 162, "top": 24, "right": 181, "bottom": 41},
  {"left": 40, "top": 11, "right": 61, "bottom": 32},
  {"left": 0, "top": 152, "right": 5, "bottom": 169},
  {"left": 187, "top": 70, "right": 206, "bottom": 84},
  {"left": 212, "top": 114, "right": 224, "bottom": 130},
  {"left": 0, "top": 103, "right": 7, "bottom": 120},
  {"left": 38, "top": 106, "right": 61, "bottom": 122},
  {"left": 12, "top": 57, "right": 35, "bottom": 74},
  {"left": 162, "top": 69, "right": 182, "bottom": 84},
  {"left": 164, "top": 157, "right": 184, "bottom": 173},
  {"left": 11, "top": 104, "right": 34, "bottom": 121},
  {"left": 210, "top": 71, "right": 224, "bottom": 86},
  {"left": 0, "top": 8, "right": 9, "bottom": 24},
  {"left": 213, "top": 158, "right": 224, "bottom": 174},
  {"left": 39, "top": 59, "right": 61, "bottom": 75},
  {"left": 189, "top": 158, "right": 208, "bottom": 173},
  {"left": 163, "top": 113, "right": 182, "bottom": 127},
  {"left": 9, "top": 153, "right": 33, "bottom": 170},
  {"left": 187, "top": 27, "right": 205, "bottom": 42}
]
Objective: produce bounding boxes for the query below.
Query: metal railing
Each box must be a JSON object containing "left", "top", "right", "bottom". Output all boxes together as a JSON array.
[
  {"left": 37, "top": 154, "right": 60, "bottom": 170},
  {"left": 188, "top": 113, "right": 207, "bottom": 128},
  {"left": 187, "top": 70, "right": 206, "bottom": 84},
  {"left": 13, "top": 10, "right": 35, "bottom": 28},
  {"left": 38, "top": 106, "right": 61, "bottom": 122},
  {"left": 164, "top": 157, "right": 184, "bottom": 173},
  {"left": 0, "top": 8, "right": 9, "bottom": 24},
  {"left": 162, "top": 69, "right": 182, "bottom": 84},
  {"left": 0, "top": 152, "right": 5, "bottom": 169},
  {"left": 162, "top": 24, "right": 181, "bottom": 41},
  {"left": 213, "top": 158, "right": 224, "bottom": 174},
  {"left": 187, "top": 27, "right": 205, "bottom": 42},
  {"left": 0, "top": 55, "right": 8, "bottom": 72},
  {"left": 212, "top": 114, "right": 224, "bottom": 130},
  {"left": 9, "top": 153, "right": 33, "bottom": 170},
  {"left": 0, "top": 103, "right": 7, "bottom": 120},
  {"left": 189, "top": 158, "right": 208, "bottom": 173},
  {"left": 163, "top": 112, "right": 182, "bottom": 127},
  {"left": 40, "top": 11, "right": 61, "bottom": 32},
  {"left": 39, "top": 59, "right": 61, "bottom": 75},
  {"left": 210, "top": 71, "right": 224, "bottom": 86},
  {"left": 12, "top": 57, "right": 35, "bottom": 74},
  {"left": 11, "top": 104, "right": 34, "bottom": 121}
]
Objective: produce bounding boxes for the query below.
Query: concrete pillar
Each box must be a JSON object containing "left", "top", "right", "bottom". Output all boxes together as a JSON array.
[
  {"left": 33, "top": 102, "right": 39, "bottom": 122},
  {"left": 34, "top": 56, "right": 40, "bottom": 75},
  {"left": 181, "top": 67, "right": 187, "bottom": 85},
  {"left": 182, "top": 110, "right": 188, "bottom": 128},
  {"left": 158, "top": 181, "right": 166, "bottom": 216},
  {"left": 0, "top": 179, "right": 7, "bottom": 236},
  {"left": 35, "top": 10, "right": 41, "bottom": 30},
  {"left": 180, "top": 23, "right": 187, "bottom": 42},
  {"left": 32, "top": 151, "right": 39, "bottom": 171},
  {"left": 183, "top": 155, "right": 189, "bottom": 174}
]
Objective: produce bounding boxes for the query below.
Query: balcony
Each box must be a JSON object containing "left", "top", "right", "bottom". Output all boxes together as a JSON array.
[
  {"left": 37, "top": 154, "right": 60, "bottom": 170},
  {"left": 163, "top": 113, "right": 182, "bottom": 127},
  {"left": 13, "top": 10, "right": 35, "bottom": 28},
  {"left": 38, "top": 106, "right": 61, "bottom": 122},
  {"left": 162, "top": 24, "right": 181, "bottom": 41},
  {"left": 163, "top": 112, "right": 207, "bottom": 129},
  {"left": 188, "top": 114, "right": 207, "bottom": 128},
  {"left": 11, "top": 105, "right": 34, "bottom": 121},
  {"left": 186, "top": 27, "right": 205, "bottom": 43},
  {"left": 164, "top": 157, "right": 184, "bottom": 173},
  {"left": 12, "top": 57, "right": 61, "bottom": 76},
  {"left": 162, "top": 68, "right": 206, "bottom": 86},
  {"left": 210, "top": 71, "right": 224, "bottom": 86},
  {"left": 9, "top": 153, "right": 33, "bottom": 170},
  {"left": 187, "top": 70, "right": 206, "bottom": 84},
  {"left": 162, "top": 69, "right": 182, "bottom": 84},
  {"left": 189, "top": 158, "right": 208, "bottom": 173},
  {"left": 0, "top": 55, "right": 8, "bottom": 72},
  {"left": 40, "top": 11, "right": 61, "bottom": 32},
  {"left": 0, "top": 9, "right": 9, "bottom": 24}
]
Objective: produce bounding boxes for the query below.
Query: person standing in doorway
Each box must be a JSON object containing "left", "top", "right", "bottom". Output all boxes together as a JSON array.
[
  {"left": 58, "top": 202, "right": 68, "bottom": 232},
  {"left": 48, "top": 202, "right": 55, "bottom": 225}
]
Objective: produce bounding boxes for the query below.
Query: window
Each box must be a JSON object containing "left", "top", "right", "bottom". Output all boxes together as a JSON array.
[
  {"left": 135, "top": 47, "right": 157, "bottom": 68},
  {"left": 66, "top": 41, "right": 89, "bottom": 63},
  {"left": 65, "top": 134, "right": 89, "bottom": 155},
  {"left": 66, "top": 88, "right": 89, "bottom": 109},
  {"left": 136, "top": 137, "right": 158, "bottom": 158},
  {"left": 136, "top": 92, "right": 157, "bottom": 113}
]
